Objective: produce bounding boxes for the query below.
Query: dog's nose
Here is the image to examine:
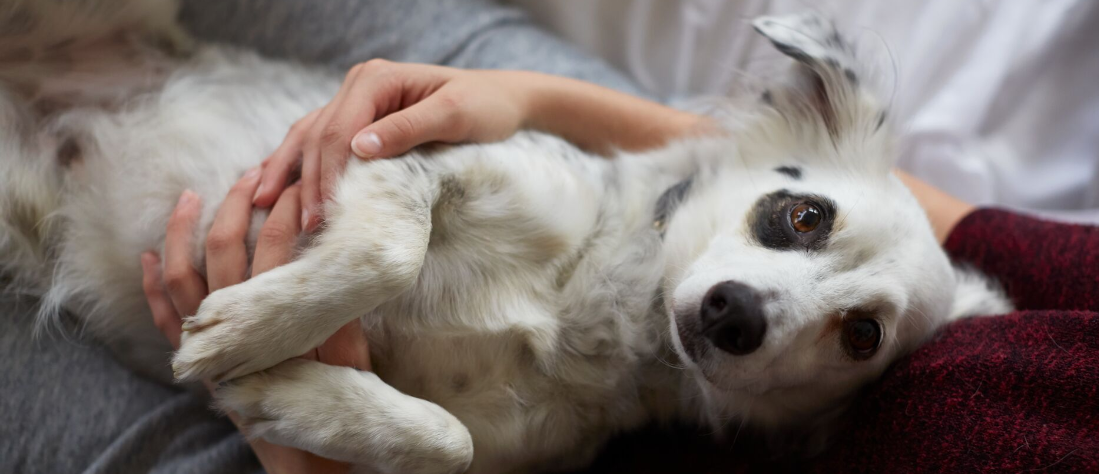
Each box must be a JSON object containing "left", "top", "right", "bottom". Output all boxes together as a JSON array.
[{"left": 700, "top": 281, "right": 767, "bottom": 355}]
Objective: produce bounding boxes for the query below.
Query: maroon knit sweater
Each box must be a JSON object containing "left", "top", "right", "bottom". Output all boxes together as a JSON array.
[{"left": 581, "top": 209, "right": 1099, "bottom": 473}]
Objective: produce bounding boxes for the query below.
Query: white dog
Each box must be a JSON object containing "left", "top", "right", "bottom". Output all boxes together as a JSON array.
[{"left": 0, "top": 2, "right": 1010, "bottom": 473}]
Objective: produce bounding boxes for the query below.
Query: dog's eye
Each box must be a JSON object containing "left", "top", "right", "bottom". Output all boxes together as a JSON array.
[
  {"left": 843, "top": 318, "right": 882, "bottom": 360},
  {"left": 789, "top": 202, "right": 822, "bottom": 233}
]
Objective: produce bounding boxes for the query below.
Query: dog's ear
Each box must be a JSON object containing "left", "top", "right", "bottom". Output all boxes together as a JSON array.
[
  {"left": 753, "top": 13, "right": 891, "bottom": 168},
  {"left": 949, "top": 265, "right": 1013, "bottom": 320}
]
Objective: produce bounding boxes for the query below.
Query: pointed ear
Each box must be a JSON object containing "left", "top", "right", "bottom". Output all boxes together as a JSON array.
[
  {"left": 752, "top": 13, "right": 888, "bottom": 144},
  {"left": 949, "top": 266, "right": 1013, "bottom": 320}
]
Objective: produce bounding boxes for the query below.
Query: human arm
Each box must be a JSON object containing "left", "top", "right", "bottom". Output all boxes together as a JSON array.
[
  {"left": 140, "top": 169, "right": 369, "bottom": 474},
  {"left": 897, "top": 170, "right": 1099, "bottom": 312},
  {"left": 251, "top": 62, "right": 707, "bottom": 231}
]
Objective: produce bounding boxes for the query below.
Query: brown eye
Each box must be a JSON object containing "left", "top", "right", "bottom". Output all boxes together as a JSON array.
[
  {"left": 790, "top": 202, "right": 822, "bottom": 233},
  {"left": 844, "top": 319, "right": 882, "bottom": 359}
]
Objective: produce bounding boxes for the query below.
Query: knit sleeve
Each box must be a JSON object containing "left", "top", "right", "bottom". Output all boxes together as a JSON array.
[{"left": 944, "top": 208, "right": 1099, "bottom": 312}]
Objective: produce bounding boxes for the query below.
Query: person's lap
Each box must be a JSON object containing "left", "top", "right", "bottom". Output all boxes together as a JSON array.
[{"left": 0, "top": 296, "right": 260, "bottom": 474}]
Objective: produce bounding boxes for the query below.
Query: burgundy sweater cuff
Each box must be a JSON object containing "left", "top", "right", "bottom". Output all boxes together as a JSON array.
[{"left": 944, "top": 208, "right": 1099, "bottom": 312}]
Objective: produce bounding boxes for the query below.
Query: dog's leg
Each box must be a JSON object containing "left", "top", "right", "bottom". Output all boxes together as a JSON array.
[
  {"left": 219, "top": 359, "right": 474, "bottom": 474},
  {"left": 172, "top": 160, "right": 434, "bottom": 382}
]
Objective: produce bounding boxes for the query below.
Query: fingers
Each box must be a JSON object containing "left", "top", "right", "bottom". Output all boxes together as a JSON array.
[
  {"left": 300, "top": 66, "right": 359, "bottom": 232},
  {"left": 141, "top": 252, "right": 183, "bottom": 350},
  {"left": 352, "top": 92, "right": 469, "bottom": 159},
  {"left": 315, "top": 320, "right": 372, "bottom": 371},
  {"left": 315, "top": 71, "right": 394, "bottom": 209},
  {"left": 206, "top": 167, "right": 262, "bottom": 291},
  {"left": 253, "top": 182, "right": 302, "bottom": 275},
  {"left": 254, "top": 109, "right": 321, "bottom": 208},
  {"left": 300, "top": 140, "right": 322, "bottom": 232},
  {"left": 163, "top": 190, "right": 208, "bottom": 318}
]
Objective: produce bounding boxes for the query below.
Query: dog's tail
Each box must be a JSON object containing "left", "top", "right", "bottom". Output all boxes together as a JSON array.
[{"left": 0, "top": 89, "right": 63, "bottom": 297}]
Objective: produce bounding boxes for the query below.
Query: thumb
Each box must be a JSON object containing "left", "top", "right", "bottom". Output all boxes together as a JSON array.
[{"left": 351, "top": 95, "right": 466, "bottom": 159}]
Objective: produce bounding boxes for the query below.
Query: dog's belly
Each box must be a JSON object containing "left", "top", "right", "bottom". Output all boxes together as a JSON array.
[
  {"left": 369, "top": 320, "right": 655, "bottom": 472},
  {"left": 37, "top": 46, "right": 339, "bottom": 378},
  {"left": 363, "top": 216, "right": 673, "bottom": 471}
]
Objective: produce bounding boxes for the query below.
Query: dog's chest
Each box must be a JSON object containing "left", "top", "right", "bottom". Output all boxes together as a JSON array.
[
  {"left": 366, "top": 303, "right": 666, "bottom": 471},
  {"left": 364, "top": 229, "right": 673, "bottom": 469}
]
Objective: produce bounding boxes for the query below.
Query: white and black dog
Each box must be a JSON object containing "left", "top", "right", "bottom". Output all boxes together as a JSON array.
[{"left": 0, "top": 2, "right": 1010, "bottom": 473}]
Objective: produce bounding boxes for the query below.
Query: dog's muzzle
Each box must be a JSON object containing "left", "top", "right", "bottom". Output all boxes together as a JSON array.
[{"left": 700, "top": 281, "right": 767, "bottom": 355}]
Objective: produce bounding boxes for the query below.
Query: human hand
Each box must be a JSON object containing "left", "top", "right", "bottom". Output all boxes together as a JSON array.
[
  {"left": 140, "top": 168, "right": 369, "bottom": 474},
  {"left": 252, "top": 60, "right": 530, "bottom": 232}
]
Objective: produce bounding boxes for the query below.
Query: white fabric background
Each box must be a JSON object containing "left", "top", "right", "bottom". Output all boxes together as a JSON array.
[{"left": 509, "top": 0, "right": 1099, "bottom": 223}]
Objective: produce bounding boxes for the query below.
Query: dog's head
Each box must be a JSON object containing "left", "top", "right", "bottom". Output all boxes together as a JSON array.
[{"left": 659, "top": 13, "right": 1010, "bottom": 436}]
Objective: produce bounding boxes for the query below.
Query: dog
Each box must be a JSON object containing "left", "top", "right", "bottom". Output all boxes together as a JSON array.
[{"left": 0, "top": 2, "right": 1011, "bottom": 473}]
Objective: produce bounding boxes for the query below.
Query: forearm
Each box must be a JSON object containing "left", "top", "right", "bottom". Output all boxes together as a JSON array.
[
  {"left": 895, "top": 170, "right": 975, "bottom": 244},
  {"left": 513, "top": 71, "right": 706, "bottom": 154}
]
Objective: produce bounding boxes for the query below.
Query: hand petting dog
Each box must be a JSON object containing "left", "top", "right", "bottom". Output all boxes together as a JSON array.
[
  {"left": 251, "top": 61, "right": 706, "bottom": 232},
  {"left": 140, "top": 170, "right": 367, "bottom": 474}
]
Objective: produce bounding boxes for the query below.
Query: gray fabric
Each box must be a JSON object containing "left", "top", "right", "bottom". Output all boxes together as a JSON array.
[
  {"left": 2, "top": 1, "right": 647, "bottom": 473},
  {"left": 0, "top": 297, "right": 261, "bottom": 474},
  {"left": 178, "top": 0, "right": 648, "bottom": 97}
]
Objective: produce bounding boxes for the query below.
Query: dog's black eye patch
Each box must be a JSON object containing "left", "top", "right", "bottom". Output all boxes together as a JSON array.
[
  {"left": 774, "top": 166, "right": 802, "bottom": 180},
  {"left": 749, "top": 190, "right": 836, "bottom": 251}
]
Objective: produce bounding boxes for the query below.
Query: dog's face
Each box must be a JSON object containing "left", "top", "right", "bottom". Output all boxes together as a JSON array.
[
  {"left": 660, "top": 14, "right": 1006, "bottom": 431},
  {"left": 664, "top": 162, "right": 955, "bottom": 428}
]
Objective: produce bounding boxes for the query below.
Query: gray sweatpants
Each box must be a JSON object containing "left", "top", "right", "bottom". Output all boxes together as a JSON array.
[{"left": 0, "top": 1, "right": 645, "bottom": 473}]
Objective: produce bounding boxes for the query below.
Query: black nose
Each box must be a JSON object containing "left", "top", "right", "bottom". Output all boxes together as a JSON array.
[{"left": 700, "top": 281, "right": 767, "bottom": 355}]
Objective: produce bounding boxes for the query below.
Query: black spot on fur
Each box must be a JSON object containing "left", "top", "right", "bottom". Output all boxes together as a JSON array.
[
  {"left": 766, "top": 39, "right": 812, "bottom": 64},
  {"left": 828, "top": 30, "right": 845, "bottom": 49},
  {"left": 844, "top": 68, "right": 858, "bottom": 86},
  {"left": 876, "top": 111, "right": 888, "bottom": 131},
  {"left": 774, "top": 166, "right": 802, "bottom": 180},
  {"left": 748, "top": 190, "right": 837, "bottom": 251},
  {"left": 761, "top": 90, "right": 774, "bottom": 105},
  {"left": 653, "top": 177, "right": 694, "bottom": 237}
]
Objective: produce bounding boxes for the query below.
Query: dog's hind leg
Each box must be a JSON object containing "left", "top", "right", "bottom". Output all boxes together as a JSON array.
[
  {"left": 218, "top": 358, "right": 474, "bottom": 474},
  {"left": 172, "top": 159, "right": 436, "bottom": 382}
]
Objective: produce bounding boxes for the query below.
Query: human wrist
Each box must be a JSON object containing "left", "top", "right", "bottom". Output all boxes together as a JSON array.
[
  {"left": 494, "top": 70, "right": 564, "bottom": 132},
  {"left": 895, "top": 170, "right": 976, "bottom": 244}
]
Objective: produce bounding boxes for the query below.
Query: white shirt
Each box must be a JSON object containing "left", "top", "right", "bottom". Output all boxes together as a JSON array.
[{"left": 509, "top": 0, "right": 1099, "bottom": 223}]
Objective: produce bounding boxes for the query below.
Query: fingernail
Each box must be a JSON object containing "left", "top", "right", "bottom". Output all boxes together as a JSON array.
[
  {"left": 181, "top": 320, "right": 194, "bottom": 332},
  {"left": 301, "top": 208, "right": 310, "bottom": 230},
  {"left": 252, "top": 182, "right": 265, "bottom": 203},
  {"left": 351, "top": 132, "right": 382, "bottom": 157},
  {"left": 178, "top": 189, "right": 197, "bottom": 206},
  {"left": 243, "top": 166, "right": 261, "bottom": 180},
  {"left": 140, "top": 251, "right": 158, "bottom": 269}
]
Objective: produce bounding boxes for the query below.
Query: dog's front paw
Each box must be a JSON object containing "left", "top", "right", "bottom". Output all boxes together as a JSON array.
[
  {"left": 219, "top": 359, "right": 475, "bottom": 473},
  {"left": 171, "top": 285, "right": 296, "bottom": 382},
  {"left": 217, "top": 360, "right": 385, "bottom": 463}
]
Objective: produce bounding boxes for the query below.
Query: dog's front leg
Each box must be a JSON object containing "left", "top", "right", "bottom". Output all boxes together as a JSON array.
[
  {"left": 173, "top": 161, "right": 434, "bottom": 382},
  {"left": 219, "top": 359, "right": 474, "bottom": 474}
]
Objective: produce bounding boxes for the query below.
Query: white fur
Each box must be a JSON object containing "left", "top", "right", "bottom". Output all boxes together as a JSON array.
[{"left": 0, "top": 6, "right": 1012, "bottom": 473}]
